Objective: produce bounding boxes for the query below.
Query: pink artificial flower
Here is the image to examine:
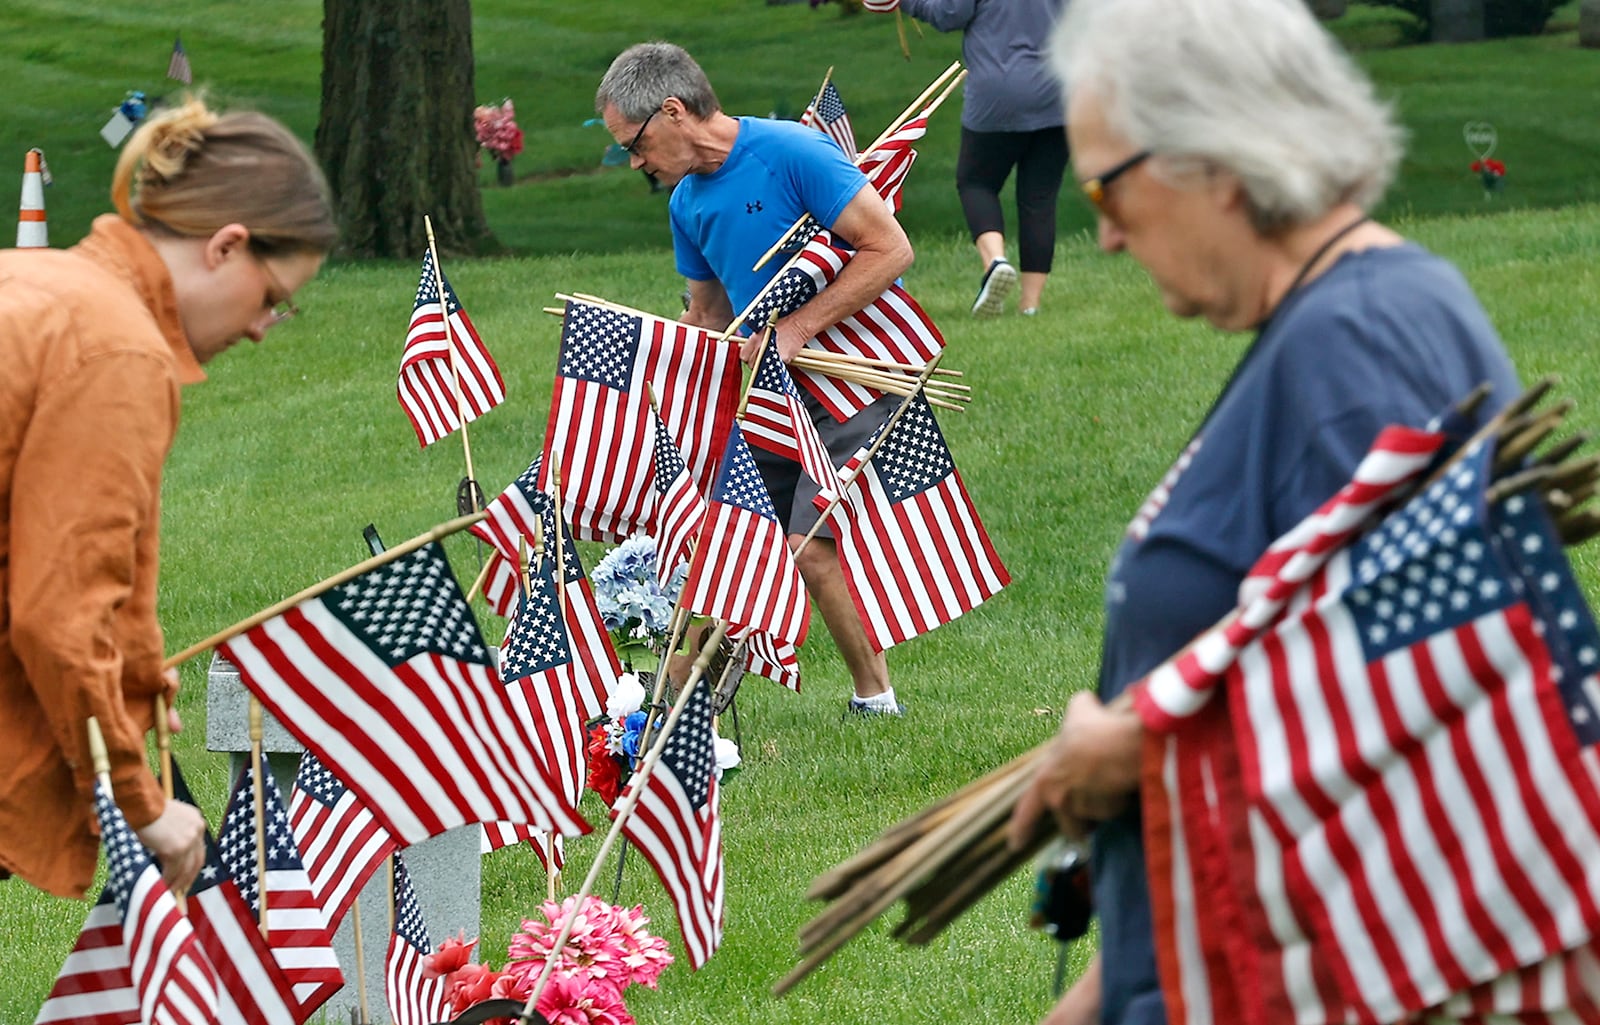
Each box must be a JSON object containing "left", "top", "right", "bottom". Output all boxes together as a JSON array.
[
  {"left": 491, "top": 969, "right": 536, "bottom": 1003},
  {"left": 424, "top": 931, "right": 478, "bottom": 978},
  {"left": 507, "top": 896, "right": 628, "bottom": 990},
  {"left": 610, "top": 904, "right": 673, "bottom": 988},
  {"left": 537, "top": 972, "right": 635, "bottom": 1025}
]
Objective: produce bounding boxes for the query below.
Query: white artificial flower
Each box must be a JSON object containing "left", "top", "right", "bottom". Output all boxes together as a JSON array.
[
  {"left": 606, "top": 673, "right": 646, "bottom": 720},
  {"left": 713, "top": 736, "right": 742, "bottom": 776}
]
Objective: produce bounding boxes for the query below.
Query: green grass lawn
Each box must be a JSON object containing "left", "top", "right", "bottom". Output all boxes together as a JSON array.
[
  {"left": 5, "top": 1, "right": 1600, "bottom": 1021},
  {"left": 6, "top": 1, "right": 1596, "bottom": 256},
  {"left": 2, "top": 204, "right": 1598, "bottom": 1022}
]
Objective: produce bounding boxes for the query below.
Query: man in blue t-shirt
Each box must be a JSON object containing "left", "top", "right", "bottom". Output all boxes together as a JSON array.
[{"left": 596, "top": 42, "right": 916, "bottom": 715}]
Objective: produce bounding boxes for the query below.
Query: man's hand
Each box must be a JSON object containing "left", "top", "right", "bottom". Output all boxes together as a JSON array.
[
  {"left": 136, "top": 799, "right": 206, "bottom": 895},
  {"left": 1008, "top": 692, "right": 1144, "bottom": 849},
  {"left": 738, "top": 318, "right": 810, "bottom": 365}
]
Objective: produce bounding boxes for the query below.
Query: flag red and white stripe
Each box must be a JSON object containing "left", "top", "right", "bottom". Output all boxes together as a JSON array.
[
  {"left": 616, "top": 678, "right": 725, "bottom": 968},
  {"left": 856, "top": 112, "right": 926, "bottom": 214},
  {"left": 800, "top": 80, "right": 856, "bottom": 156},
  {"left": 819, "top": 393, "right": 1007, "bottom": 650},
  {"left": 680, "top": 425, "right": 810, "bottom": 648},
  {"left": 399, "top": 249, "right": 505, "bottom": 448},
  {"left": 650, "top": 407, "right": 707, "bottom": 585},
  {"left": 481, "top": 822, "right": 564, "bottom": 871},
  {"left": 289, "top": 750, "right": 399, "bottom": 935},
  {"left": 742, "top": 336, "right": 841, "bottom": 497},
  {"left": 732, "top": 624, "right": 801, "bottom": 692},
  {"left": 218, "top": 543, "right": 589, "bottom": 846}
]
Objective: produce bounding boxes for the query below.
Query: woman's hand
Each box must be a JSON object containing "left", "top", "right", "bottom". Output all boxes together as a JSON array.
[
  {"left": 136, "top": 799, "right": 207, "bottom": 895},
  {"left": 1009, "top": 692, "right": 1145, "bottom": 849}
]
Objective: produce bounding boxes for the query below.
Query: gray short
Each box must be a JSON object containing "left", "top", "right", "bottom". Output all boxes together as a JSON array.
[{"left": 750, "top": 391, "right": 901, "bottom": 539}]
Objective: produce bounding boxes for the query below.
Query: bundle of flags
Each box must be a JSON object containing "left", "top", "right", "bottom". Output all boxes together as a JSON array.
[{"left": 1140, "top": 419, "right": 1600, "bottom": 1024}]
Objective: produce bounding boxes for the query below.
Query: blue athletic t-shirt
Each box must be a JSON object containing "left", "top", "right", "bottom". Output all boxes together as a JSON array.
[
  {"left": 1092, "top": 244, "right": 1520, "bottom": 1025},
  {"left": 670, "top": 117, "right": 869, "bottom": 314}
]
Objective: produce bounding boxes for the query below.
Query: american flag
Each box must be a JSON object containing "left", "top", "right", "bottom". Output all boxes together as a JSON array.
[
  {"left": 398, "top": 249, "right": 506, "bottom": 448},
  {"left": 651, "top": 407, "right": 707, "bottom": 587},
  {"left": 166, "top": 35, "right": 192, "bottom": 85},
  {"left": 499, "top": 547, "right": 593, "bottom": 807},
  {"left": 385, "top": 855, "right": 450, "bottom": 1025},
  {"left": 217, "top": 542, "right": 589, "bottom": 846},
  {"left": 470, "top": 453, "right": 620, "bottom": 721},
  {"left": 800, "top": 80, "right": 856, "bottom": 156},
  {"left": 288, "top": 750, "right": 398, "bottom": 934},
  {"left": 616, "top": 677, "right": 725, "bottom": 968},
  {"left": 817, "top": 392, "right": 1008, "bottom": 650},
  {"left": 481, "top": 822, "right": 564, "bottom": 872},
  {"left": 542, "top": 300, "right": 740, "bottom": 540},
  {"left": 731, "top": 624, "right": 801, "bottom": 692},
  {"left": 741, "top": 335, "right": 841, "bottom": 497},
  {"left": 219, "top": 753, "right": 343, "bottom": 1017},
  {"left": 855, "top": 112, "right": 927, "bottom": 215},
  {"left": 679, "top": 425, "right": 810, "bottom": 648},
  {"left": 1147, "top": 437, "right": 1600, "bottom": 1025},
  {"left": 34, "top": 779, "right": 216, "bottom": 1025},
  {"left": 745, "top": 237, "right": 944, "bottom": 422},
  {"left": 172, "top": 762, "right": 301, "bottom": 1025}
]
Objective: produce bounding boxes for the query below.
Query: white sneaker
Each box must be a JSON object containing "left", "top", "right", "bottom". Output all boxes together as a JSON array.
[{"left": 972, "top": 259, "right": 1018, "bottom": 317}]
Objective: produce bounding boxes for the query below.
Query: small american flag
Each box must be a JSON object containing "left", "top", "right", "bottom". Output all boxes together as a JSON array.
[
  {"left": 218, "top": 542, "right": 589, "bottom": 846},
  {"left": 471, "top": 453, "right": 620, "bottom": 722},
  {"left": 856, "top": 112, "right": 926, "bottom": 214},
  {"left": 288, "top": 750, "right": 398, "bottom": 934},
  {"left": 1148, "top": 436, "right": 1600, "bottom": 1025},
  {"left": 173, "top": 761, "right": 301, "bottom": 1025},
  {"left": 800, "top": 81, "right": 856, "bottom": 157},
  {"left": 617, "top": 677, "right": 725, "bottom": 968},
  {"left": 499, "top": 547, "right": 593, "bottom": 808},
  {"left": 480, "top": 822, "right": 564, "bottom": 871},
  {"left": 166, "top": 35, "right": 192, "bottom": 85},
  {"left": 386, "top": 855, "right": 451, "bottom": 1025},
  {"left": 34, "top": 779, "right": 217, "bottom": 1025},
  {"left": 219, "top": 753, "right": 343, "bottom": 1017},
  {"left": 742, "top": 334, "right": 841, "bottom": 497},
  {"left": 679, "top": 424, "right": 810, "bottom": 648},
  {"left": 399, "top": 249, "right": 506, "bottom": 448},
  {"left": 650, "top": 407, "right": 707, "bottom": 587},
  {"left": 746, "top": 237, "right": 944, "bottom": 422},
  {"left": 542, "top": 300, "right": 740, "bottom": 541},
  {"left": 732, "top": 624, "right": 801, "bottom": 692},
  {"left": 818, "top": 392, "right": 1008, "bottom": 650}
]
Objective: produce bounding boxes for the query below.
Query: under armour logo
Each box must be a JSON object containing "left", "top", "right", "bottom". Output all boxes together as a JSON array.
[{"left": 746, "top": 201, "right": 763, "bottom": 214}]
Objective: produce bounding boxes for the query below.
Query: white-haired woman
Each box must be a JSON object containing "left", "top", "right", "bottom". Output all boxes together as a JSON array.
[{"left": 1006, "top": 1, "right": 1521, "bottom": 1023}]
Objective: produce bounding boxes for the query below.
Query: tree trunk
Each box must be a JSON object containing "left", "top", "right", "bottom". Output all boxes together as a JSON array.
[
  {"left": 1431, "top": 0, "right": 1485, "bottom": 41},
  {"left": 316, "top": 0, "right": 496, "bottom": 258},
  {"left": 1582, "top": 0, "right": 1600, "bottom": 47},
  {"left": 1308, "top": 0, "right": 1348, "bottom": 19}
]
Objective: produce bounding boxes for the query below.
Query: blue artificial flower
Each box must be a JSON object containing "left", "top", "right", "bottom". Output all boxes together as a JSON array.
[{"left": 619, "top": 710, "right": 650, "bottom": 764}]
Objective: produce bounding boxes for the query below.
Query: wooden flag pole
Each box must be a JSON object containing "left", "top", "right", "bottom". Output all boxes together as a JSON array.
[
  {"left": 248, "top": 698, "right": 269, "bottom": 940},
  {"left": 735, "top": 315, "right": 781, "bottom": 420},
  {"left": 752, "top": 61, "right": 964, "bottom": 272},
  {"left": 807, "top": 66, "right": 835, "bottom": 127},
  {"left": 796, "top": 352, "right": 945, "bottom": 557},
  {"left": 895, "top": 10, "right": 910, "bottom": 60},
  {"left": 351, "top": 895, "right": 371, "bottom": 1025},
  {"left": 423, "top": 215, "right": 479, "bottom": 493},
  {"left": 152, "top": 693, "right": 186, "bottom": 913},
  {"left": 511, "top": 532, "right": 563, "bottom": 904},
  {"left": 464, "top": 556, "right": 497, "bottom": 605},
  {"left": 87, "top": 716, "right": 111, "bottom": 783},
  {"left": 162, "top": 511, "right": 487, "bottom": 670},
  {"left": 519, "top": 621, "right": 730, "bottom": 1020}
]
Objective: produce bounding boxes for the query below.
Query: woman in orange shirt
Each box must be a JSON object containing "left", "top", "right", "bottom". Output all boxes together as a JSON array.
[{"left": 0, "top": 98, "right": 335, "bottom": 897}]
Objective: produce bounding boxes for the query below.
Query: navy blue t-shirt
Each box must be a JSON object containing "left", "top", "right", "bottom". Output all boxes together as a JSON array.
[{"left": 1092, "top": 244, "right": 1520, "bottom": 1025}]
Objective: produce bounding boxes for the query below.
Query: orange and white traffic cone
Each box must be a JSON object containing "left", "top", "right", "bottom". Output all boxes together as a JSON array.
[{"left": 17, "top": 148, "right": 47, "bottom": 248}]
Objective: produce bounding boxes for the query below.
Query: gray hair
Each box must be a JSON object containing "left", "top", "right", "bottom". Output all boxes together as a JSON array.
[
  {"left": 596, "top": 42, "right": 721, "bottom": 121},
  {"left": 1050, "top": 0, "right": 1403, "bottom": 231}
]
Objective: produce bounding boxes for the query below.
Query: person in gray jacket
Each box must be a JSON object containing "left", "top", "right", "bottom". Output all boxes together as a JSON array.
[{"left": 897, "top": 0, "right": 1070, "bottom": 317}]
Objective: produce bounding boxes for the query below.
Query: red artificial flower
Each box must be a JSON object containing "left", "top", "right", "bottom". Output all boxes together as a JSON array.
[
  {"left": 585, "top": 724, "right": 623, "bottom": 805},
  {"left": 1470, "top": 158, "right": 1506, "bottom": 177},
  {"left": 424, "top": 931, "right": 478, "bottom": 978},
  {"left": 448, "top": 963, "right": 503, "bottom": 1012}
]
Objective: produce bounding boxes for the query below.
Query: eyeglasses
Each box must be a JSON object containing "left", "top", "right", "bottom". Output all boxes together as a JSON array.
[
  {"left": 1081, "top": 150, "right": 1152, "bottom": 214},
  {"left": 624, "top": 107, "right": 662, "bottom": 157},
  {"left": 253, "top": 252, "right": 300, "bottom": 324}
]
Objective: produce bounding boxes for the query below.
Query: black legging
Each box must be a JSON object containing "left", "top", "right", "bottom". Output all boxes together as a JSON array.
[{"left": 955, "top": 125, "right": 1069, "bottom": 275}]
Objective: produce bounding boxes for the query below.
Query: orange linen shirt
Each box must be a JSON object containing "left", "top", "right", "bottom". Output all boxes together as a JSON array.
[{"left": 0, "top": 215, "right": 205, "bottom": 897}]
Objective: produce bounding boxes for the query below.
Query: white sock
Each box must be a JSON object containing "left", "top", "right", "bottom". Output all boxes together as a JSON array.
[{"left": 853, "top": 687, "right": 898, "bottom": 709}]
